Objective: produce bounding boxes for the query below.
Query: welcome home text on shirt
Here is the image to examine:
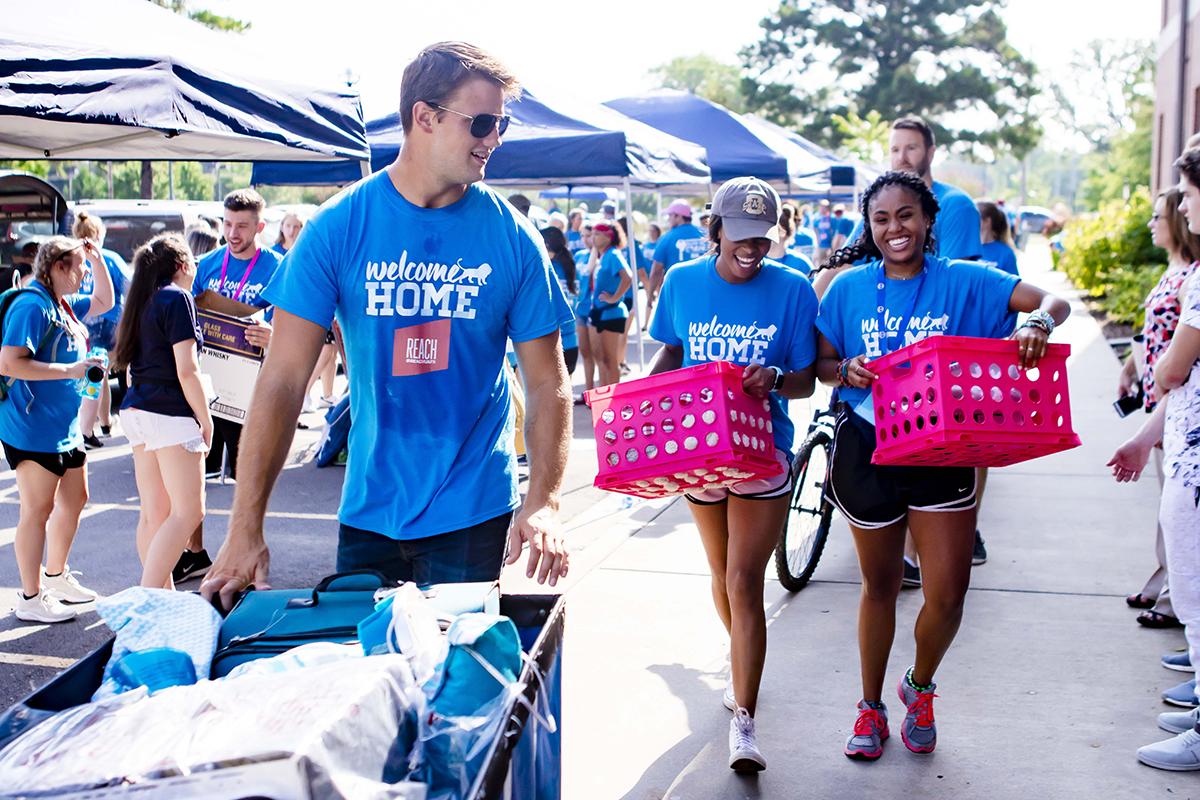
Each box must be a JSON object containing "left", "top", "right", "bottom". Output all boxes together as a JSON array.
[{"left": 363, "top": 250, "right": 493, "bottom": 319}]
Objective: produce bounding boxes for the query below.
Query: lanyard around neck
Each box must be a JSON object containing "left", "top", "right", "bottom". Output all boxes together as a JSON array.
[
  {"left": 218, "top": 247, "right": 260, "bottom": 303},
  {"left": 876, "top": 262, "right": 927, "bottom": 356}
]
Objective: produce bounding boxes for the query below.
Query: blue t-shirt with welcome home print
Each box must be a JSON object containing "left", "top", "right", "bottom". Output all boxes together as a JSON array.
[
  {"left": 649, "top": 255, "right": 819, "bottom": 452},
  {"left": 0, "top": 283, "right": 91, "bottom": 452},
  {"left": 815, "top": 255, "right": 1020, "bottom": 425},
  {"left": 652, "top": 223, "right": 708, "bottom": 272},
  {"left": 193, "top": 244, "right": 282, "bottom": 311},
  {"left": 263, "top": 172, "right": 572, "bottom": 541}
]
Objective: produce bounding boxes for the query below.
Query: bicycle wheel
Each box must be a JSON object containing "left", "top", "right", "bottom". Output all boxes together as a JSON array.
[{"left": 775, "top": 429, "right": 834, "bottom": 592}]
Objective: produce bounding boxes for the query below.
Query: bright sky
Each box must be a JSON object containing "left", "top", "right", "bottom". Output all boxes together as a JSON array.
[{"left": 207, "top": 0, "right": 1159, "bottom": 123}]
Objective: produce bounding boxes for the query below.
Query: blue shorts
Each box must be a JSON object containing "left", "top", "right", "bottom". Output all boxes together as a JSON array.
[
  {"left": 84, "top": 317, "right": 118, "bottom": 350},
  {"left": 336, "top": 511, "right": 513, "bottom": 585}
]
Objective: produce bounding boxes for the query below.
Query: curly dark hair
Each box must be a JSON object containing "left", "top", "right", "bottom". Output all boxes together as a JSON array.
[{"left": 825, "top": 171, "right": 940, "bottom": 269}]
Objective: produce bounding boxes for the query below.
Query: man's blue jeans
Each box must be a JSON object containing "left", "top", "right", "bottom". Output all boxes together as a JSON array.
[{"left": 336, "top": 512, "right": 513, "bottom": 585}]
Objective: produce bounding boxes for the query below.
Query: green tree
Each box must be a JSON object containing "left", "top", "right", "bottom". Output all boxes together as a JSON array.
[
  {"left": 0, "top": 161, "right": 49, "bottom": 178},
  {"left": 1052, "top": 40, "right": 1154, "bottom": 209},
  {"left": 830, "top": 109, "right": 889, "bottom": 163},
  {"left": 649, "top": 54, "right": 747, "bottom": 113},
  {"left": 741, "top": 0, "right": 1041, "bottom": 159},
  {"left": 148, "top": 0, "right": 249, "bottom": 32}
]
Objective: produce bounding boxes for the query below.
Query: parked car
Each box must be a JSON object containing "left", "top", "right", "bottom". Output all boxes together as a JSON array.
[
  {"left": 0, "top": 171, "right": 68, "bottom": 287},
  {"left": 69, "top": 199, "right": 226, "bottom": 262}
]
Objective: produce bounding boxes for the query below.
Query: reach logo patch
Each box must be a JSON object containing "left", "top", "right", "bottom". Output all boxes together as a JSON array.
[{"left": 393, "top": 319, "right": 451, "bottom": 376}]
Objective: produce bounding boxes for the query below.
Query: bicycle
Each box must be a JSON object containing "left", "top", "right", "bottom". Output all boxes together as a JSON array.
[{"left": 775, "top": 401, "right": 838, "bottom": 592}]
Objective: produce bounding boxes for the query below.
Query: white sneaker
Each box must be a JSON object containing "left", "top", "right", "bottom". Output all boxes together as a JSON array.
[
  {"left": 302, "top": 393, "right": 315, "bottom": 413},
  {"left": 729, "top": 707, "right": 766, "bottom": 771},
  {"left": 723, "top": 679, "right": 737, "bottom": 711},
  {"left": 15, "top": 589, "right": 77, "bottom": 623},
  {"left": 42, "top": 565, "right": 98, "bottom": 603},
  {"left": 1138, "top": 728, "right": 1200, "bottom": 771},
  {"left": 317, "top": 395, "right": 336, "bottom": 409}
]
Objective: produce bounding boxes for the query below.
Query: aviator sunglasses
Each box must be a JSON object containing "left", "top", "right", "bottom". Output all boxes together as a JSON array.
[{"left": 427, "top": 103, "right": 511, "bottom": 138}]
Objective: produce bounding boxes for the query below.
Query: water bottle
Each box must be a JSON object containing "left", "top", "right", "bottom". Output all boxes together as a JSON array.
[{"left": 77, "top": 346, "right": 107, "bottom": 398}]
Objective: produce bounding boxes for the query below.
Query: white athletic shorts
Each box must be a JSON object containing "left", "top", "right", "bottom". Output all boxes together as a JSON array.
[
  {"left": 122, "top": 408, "right": 207, "bottom": 453},
  {"left": 685, "top": 447, "right": 793, "bottom": 504}
]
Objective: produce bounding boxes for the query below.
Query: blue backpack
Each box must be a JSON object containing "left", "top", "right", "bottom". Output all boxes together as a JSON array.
[{"left": 0, "top": 287, "right": 67, "bottom": 403}]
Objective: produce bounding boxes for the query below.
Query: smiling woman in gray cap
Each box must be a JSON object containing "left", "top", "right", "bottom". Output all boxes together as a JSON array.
[{"left": 648, "top": 176, "right": 820, "bottom": 772}]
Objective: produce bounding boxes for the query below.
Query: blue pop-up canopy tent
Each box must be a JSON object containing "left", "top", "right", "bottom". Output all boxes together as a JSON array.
[
  {"left": 0, "top": 0, "right": 368, "bottom": 165},
  {"left": 739, "top": 114, "right": 882, "bottom": 201},
  {"left": 252, "top": 90, "right": 711, "bottom": 191},
  {"left": 603, "top": 91, "right": 829, "bottom": 189}
]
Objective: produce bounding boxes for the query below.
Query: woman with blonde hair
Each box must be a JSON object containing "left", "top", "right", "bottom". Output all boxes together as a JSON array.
[
  {"left": 0, "top": 236, "right": 112, "bottom": 622},
  {"left": 73, "top": 211, "right": 130, "bottom": 449}
]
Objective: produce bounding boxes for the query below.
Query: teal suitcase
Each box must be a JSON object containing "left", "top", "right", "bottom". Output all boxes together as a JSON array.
[{"left": 211, "top": 570, "right": 500, "bottom": 678}]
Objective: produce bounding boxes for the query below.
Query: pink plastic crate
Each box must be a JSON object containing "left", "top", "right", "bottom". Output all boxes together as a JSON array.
[
  {"left": 584, "top": 362, "right": 784, "bottom": 499},
  {"left": 867, "top": 336, "right": 1081, "bottom": 468}
]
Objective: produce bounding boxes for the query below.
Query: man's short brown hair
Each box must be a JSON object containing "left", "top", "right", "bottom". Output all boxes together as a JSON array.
[
  {"left": 892, "top": 116, "right": 935, "bottom": 150},
  {"left": 223, "top": 188, "right": 265, "bottom": 216},
  {"left": 399, "top": 41, "right": 520, "bottom": 133},
  {"left": 1176, "top": 148, "right": 1200, "bottom": 188}
]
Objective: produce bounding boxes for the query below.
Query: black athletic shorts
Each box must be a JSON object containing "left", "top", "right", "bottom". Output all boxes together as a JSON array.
[
  {"left": 622, "top": 297, "right": 634, "bottom": 311},
  {"left": 827, "top": 407, "right": 976, "bottom": 529},
  {"left": 589, "top": 310, "right": 625, "bottom": 334},
  {"left": 2, "top": 441, "right": 86, "bottom": 477}
]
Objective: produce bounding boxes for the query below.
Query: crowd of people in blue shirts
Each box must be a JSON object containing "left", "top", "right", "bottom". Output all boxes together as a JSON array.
[{"left": 3, "top": 36, "right": 1197, "bottom": 780}]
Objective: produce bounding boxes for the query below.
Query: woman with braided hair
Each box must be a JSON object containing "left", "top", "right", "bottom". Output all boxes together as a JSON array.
[{"left": 815, "top": 171, "right": 1070, "bottom": 760}]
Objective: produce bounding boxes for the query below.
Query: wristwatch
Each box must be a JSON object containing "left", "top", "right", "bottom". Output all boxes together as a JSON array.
[{"left": 770, "top": 365, "right": 785, "bottom": 393}]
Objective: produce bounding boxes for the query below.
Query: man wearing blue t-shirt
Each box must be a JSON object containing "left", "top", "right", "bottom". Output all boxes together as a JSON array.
[
  {"left": 191, "top": 189, "right": 282, "bottom": 480},
  {"left": 201, "top": 42, "right": 574, "bottom": 608},
  {"left": 831, "top": 204, "right": 854, "bottom": 253},
  {"left": 812, "top": 200, "right": 835, "bottom": 265},
  {"left": 836, "top": 117, "right": 983, "bottom": 268},
  {"left": 174, "top": 189, "right": 282, "bottom": 581},
  {"left": 648, "top": 200, "right": 707, "bottom": 309}
]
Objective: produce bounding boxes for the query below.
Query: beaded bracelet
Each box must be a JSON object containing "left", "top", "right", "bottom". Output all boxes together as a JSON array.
[{"left": 1019, "top": 309, "right": 1055, "bottom": 335}]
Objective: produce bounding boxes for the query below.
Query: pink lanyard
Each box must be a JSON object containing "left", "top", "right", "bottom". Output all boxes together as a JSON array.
[{"left": 218, "top": 247, "right": 260, "bottom": 303}]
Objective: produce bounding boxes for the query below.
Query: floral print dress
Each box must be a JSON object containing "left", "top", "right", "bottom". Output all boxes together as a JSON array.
[{"left": 1143, "top": 261, "right": 1199, "bottom": 410}]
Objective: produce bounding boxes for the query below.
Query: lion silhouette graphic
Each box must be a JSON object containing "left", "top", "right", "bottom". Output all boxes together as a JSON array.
[{"left": 459, "top": 263, "right": 493, "bottom": 285}]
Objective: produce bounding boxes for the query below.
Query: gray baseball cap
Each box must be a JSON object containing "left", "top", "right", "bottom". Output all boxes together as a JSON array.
[{"left": 711, "top": 177, "right": 780, "bottom": 242}]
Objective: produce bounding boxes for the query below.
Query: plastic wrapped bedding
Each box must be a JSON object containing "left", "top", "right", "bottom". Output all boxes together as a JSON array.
[{"left": 0, "top": 655, "right": 425, "bottom": 799}]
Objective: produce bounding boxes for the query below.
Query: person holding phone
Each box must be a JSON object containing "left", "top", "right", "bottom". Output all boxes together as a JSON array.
[{"left": 1120, "top": 187, "right": 1200, "bottom": 629}]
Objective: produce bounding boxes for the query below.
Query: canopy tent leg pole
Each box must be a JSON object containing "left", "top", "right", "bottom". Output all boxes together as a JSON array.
[
  {"left": 168, "top": 162, "right": 174, "bottom": 200},
  {"left": 624, "top": 177, "right": 643, "bottom": 371}
]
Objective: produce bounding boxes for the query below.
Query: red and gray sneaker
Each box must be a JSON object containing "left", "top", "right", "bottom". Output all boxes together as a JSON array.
[
  {"left": 845, "top": 700, "right": 889, "bottom": 760},
  {"left": 897, "top": 667, "right": 938, "bottom": 753}
]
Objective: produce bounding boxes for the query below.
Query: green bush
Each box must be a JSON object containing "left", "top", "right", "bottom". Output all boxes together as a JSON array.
[{"left": 1055, "top": 186, "right": 1165, "bottom": 327}]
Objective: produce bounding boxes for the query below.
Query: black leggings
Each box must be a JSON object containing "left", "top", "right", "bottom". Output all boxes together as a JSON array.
[{"left": 205, "top": 417, "right": 242, "bottom": 479}]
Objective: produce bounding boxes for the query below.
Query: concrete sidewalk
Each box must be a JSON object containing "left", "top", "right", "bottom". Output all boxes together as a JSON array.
[{"left": 502, "top": 240, "right": 1189, "bottom": 798}]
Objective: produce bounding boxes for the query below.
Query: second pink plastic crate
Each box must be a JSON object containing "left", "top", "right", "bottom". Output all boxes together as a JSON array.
[
  {"left": 584, "top": 362, "right": 784, "bottom": 499},
  {"left": 867, "top": 336, "right": 1081, "bottom": 468}
]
